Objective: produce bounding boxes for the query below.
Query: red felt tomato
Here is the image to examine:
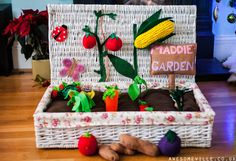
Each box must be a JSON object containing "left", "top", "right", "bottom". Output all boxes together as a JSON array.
[
  {"left": 105, "top": 33, "right": 122, "bottom": 51},
  {"left": 51, "top": 25, "right": 68, "bottom": 42},
  {"left": 83, "top": 35, "right": 96, "bottom": 49},
  {"left": 78, "top": 132, "right": 98, "bottom": 156}
]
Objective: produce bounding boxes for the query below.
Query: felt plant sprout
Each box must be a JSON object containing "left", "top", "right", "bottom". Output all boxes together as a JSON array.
[
  {"left": 103, "top": 85, "right": 119, "bottom": 112},
  {"left": 158, "top": 130, "right": 181, "bottom": 156},
  {"left": 59, "top": 58, "right": 85, "bottom": 81},
  {"left": 66, "top": 90, "right": 95, "bottom": 112},
  {"left": 169, "top": 86, "right": 190, "bottom": 111},
  {"left": 82, "top": 10, "right": 122, "bottom": 82},
  {"left": 128, "top": 75, "right": 147, "bottom": 101},
  {"left": 138, "top": 100, "right": 153, "bottom": 111}
]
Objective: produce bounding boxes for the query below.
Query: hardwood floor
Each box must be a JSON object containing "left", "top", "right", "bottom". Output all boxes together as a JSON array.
[{"left": 0, "top": 73, "right": 236, "bottom": 161}]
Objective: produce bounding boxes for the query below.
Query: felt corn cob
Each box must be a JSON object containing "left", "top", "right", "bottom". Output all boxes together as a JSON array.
[{"left": 134, "top": 20, "right": 175, "bottom": 49}]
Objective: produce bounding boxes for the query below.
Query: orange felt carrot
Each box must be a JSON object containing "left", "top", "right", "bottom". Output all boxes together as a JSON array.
[{"left": 103, "top": 86, "right": 119, "bottom": 112}]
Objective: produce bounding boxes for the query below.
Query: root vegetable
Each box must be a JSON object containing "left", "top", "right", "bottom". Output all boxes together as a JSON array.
[
  {"left": 119, "top": 134, "right": 159, "bottom": 156},
  {"left": 98, "top": 144, "right": 119, "bottom": 161},
  {"left": 110, "top": 143, "right": 135, "bottom": 155}
]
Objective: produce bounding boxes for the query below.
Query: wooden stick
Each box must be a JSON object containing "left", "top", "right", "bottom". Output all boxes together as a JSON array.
[{"left": 168, "top": 74, "right": 175, "bottom": 90}]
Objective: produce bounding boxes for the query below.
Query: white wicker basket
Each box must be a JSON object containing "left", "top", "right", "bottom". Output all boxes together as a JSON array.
[{"left": 34, "top": 4, "right": 215, "bottom": 148}]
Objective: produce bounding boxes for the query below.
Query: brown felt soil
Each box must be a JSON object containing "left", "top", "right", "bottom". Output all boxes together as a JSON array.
[{"left": 44, "top": 89, "right": 200, "bottom": 112}]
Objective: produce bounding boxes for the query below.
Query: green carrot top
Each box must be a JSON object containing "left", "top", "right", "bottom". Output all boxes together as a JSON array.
[{"left": 102, "top": 85, "right": 119, "bottom": 100}]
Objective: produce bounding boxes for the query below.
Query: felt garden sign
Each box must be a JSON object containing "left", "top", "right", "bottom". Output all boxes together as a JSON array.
[{"left": 150, "top": 44, "right": 197, "bottom": 75}]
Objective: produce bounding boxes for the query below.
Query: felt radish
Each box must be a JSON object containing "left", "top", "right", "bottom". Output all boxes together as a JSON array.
[
  {"left": 83, "top": 34, "right": 97, "bottom": 49},
  {"left": 51, "top": 89, "right": 58, "bottom": 99},
  {"left": 105, "top": 33, "right": 122, "bottom": 51},
  {"left": 139, "top": 100, "right": 148, "bottom": 111},
  {"left": 158, "top": 130, "right": 181, "bottom": 156},
  {"left": 51, "top": 25, "right": 68, "bottom": 42},
  {"left": 78, "top": 132, "right": 98, "bottom": 156},
  {"left": 103, "top": 86, "right": 119, "bottom": 111}
]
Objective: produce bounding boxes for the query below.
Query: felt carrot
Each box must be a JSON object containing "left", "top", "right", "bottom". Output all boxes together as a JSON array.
[{"left": 103, "top": 86, "right": 119, "bottom": 112}]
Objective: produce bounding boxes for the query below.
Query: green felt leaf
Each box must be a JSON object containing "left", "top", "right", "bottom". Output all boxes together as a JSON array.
[
  {"left": 145, "top": 107, "right": 154, "bottom": 111},
  {"left": 128, "top": 83, "right": 140, "bottom": 101},
  {"left": 79, "top": 93, "right": 90, "bottom": 112},
  {"left": 133, "top": 24, "right": 138, "bottom": 75},
  {"left": 165, "top": 130, "right": 177, "bottom": 143},
  {"left": 137, "top": 16, "right": 172, "bottom": 37},
  {"left": 134, "top": 75, "right": 147, "bottom": 88},
  {"left": 94, "top": 70, "right": 101, "bottom": 74},
  {"left": 107, "top": 13, "right": 117, "bottom": 20},
  {"left": 107, "top": 54, "right": 136, "bottom": 80}
]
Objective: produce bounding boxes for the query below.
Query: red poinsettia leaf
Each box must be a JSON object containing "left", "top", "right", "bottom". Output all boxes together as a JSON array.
[
  {"left": 18, "top": 20, "right": 31, "bottom": 37},
  {"left": 22, "top": 9, "right": 39, "bottom": 15}
]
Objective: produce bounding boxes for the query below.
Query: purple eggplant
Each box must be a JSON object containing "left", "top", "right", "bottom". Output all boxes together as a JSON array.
[{"left": 158, "top": 130, "right": 181, "bottom": 156}]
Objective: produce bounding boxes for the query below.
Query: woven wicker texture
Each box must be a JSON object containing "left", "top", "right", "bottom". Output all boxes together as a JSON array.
[
  {"left": 35, "top": 124, "right": 213, "bottom": 148},
  {"left": 48, "top": 4, "right": 196, "bottom": 85}
]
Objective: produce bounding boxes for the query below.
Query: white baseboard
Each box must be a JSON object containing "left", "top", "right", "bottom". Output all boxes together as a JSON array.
[{"left": 214, "top": 35, "right": 236, "bottom": 61}]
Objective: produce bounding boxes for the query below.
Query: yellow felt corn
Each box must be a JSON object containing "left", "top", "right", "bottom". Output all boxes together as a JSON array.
[{"left": 134, "top": 20, "right": 175, "bottom": 49}]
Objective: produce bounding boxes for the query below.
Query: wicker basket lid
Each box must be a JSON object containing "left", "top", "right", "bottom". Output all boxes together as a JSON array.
[{"left": 48, "top": 4, "right": 196, "bottom": 86}]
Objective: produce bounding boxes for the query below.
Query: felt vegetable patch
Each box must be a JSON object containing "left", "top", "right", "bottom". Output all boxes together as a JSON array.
[
  {"left": 82, "top": 10, "right": 121, "bottom": 82},
  {"left": 59, "top": 58, "right": 85, "bottom": 81},
  {"left": 51, "top": 82, "right": 81, "bottom": 100},
  {"left": 134, "top": 9, "right": 175, "bottom": 49},
  {"left": 78, "top": 132, "right": 98, "bottom": 156},
  {"left": 105, "top": 33, "right": 123, "bottom": 51},
  {"left": 103, "top": 85, "right": 119, "bottom": 112},
  {"left": 158, "top": 130, "right": 181, "bottom": 156},
  {"left": 169, "top": 86, "right": 190, "bottom": 111},
  {"left": 51, "top": 25, "right": 68, "bottom": 42},
  {"left": 83, "top": 34, "right": 97, "bottom": 49},
  {"left": 66, "top": 90, "right": 95, "bottom": 112}
]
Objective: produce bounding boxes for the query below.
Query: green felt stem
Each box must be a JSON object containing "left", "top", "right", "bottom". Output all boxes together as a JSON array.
[
  {"left": 96, "top": 37, "right": 106, "bottom": 82},
  {"left": 165, "top": 130, "right": 177, "bottom": 143},
  {"left": 133, "top": 24, "right": 138, "bottom": 75},
  {"left": 83, "top": 132, "right": 91, "bottom": 138}
]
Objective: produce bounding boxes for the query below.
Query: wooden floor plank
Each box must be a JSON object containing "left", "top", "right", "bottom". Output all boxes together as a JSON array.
[{"left": 0, "top": 74, "right": 235, "bottom": 161}]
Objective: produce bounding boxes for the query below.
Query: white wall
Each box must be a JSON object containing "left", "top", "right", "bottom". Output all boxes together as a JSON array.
[
  {"left": 212, "top": 0, "right": 236, "bottom": 61},
  {"left": 11, "top": 0, "right": 73, "bottom": 69}
]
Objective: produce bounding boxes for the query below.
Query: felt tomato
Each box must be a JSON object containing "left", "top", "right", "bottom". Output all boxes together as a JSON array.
[
  {"left": 78, "top": 132, "right": 98, "bottom": 156},
  {"left": 158, "top": 130, "right": 181, "bottom": 156},
  {"left": 105, "top": 33, "right": 122, "bottom": 51},
  {"left": 51, "top": 25, "right": 68, "bottom": 42},
  {"left": 59, "top": 84, "right": 65, "bottom": 90},
  {"left": 83, "top": 34, "right": 97, "bottom": 49}
]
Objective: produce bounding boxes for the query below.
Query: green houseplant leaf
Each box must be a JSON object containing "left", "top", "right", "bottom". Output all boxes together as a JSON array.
[{"left": 107, "top": 54, "right": 137, "bottom": 80}]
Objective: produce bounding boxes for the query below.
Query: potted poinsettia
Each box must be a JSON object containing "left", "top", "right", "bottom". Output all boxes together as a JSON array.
[{"left": 3, "top": 9, "right": 50, "bottom": 80}]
